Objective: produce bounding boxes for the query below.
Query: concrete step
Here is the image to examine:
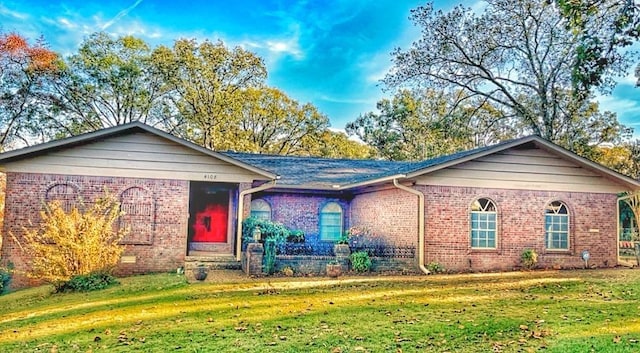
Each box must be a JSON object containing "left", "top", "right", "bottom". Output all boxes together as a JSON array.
[{"left": 184, "top": 254, "right": 242, "bottom": 273}]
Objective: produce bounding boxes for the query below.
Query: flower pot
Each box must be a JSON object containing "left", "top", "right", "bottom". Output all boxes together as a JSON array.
[
  {"left": 333, "top": 244, "right": 351, "bottom": 257},
  {"left": 326, "top": 263, "right": 342, "bottom": 278},
  {"left": 193, "top": 266, "right": 208, "bottom": 281}
]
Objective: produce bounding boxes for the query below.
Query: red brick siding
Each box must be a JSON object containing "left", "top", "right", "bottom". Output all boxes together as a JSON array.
[
  {"left": 416, "top": 185, "right": 618, "bottom": 271},
  {"left": 2, "top": 172, "right": 189, "bottom": 288},
  {"left": 251, "top": 192, "right": 350, "bottom": 243},
  {"left": 351, "top": 188, "right": 419, "bottom": 247}
]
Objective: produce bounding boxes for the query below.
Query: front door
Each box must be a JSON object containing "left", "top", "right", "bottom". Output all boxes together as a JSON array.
[{"left": 189, "top": 182, "right": 230, "bottom": 244}]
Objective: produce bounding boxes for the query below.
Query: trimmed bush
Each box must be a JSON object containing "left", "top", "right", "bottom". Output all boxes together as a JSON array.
[
  {"left": 55, "top": 272, "right": 118, "bottom": 293},
  {"left": 426, "top": 261, "right": 445, "bottom": 274},
  {"left": 0, "top": 264, "right": 12, "bottom": 294},
  {"left": 350, "top": 251, "right": 372, "bottom": 273}
]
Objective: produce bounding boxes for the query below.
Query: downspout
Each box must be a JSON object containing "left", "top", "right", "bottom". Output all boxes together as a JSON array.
[
  {"left": 393, "top": 179, "right": 430, "bottom": 275},
  {"left": 235, "top": 180, "right": 277, "bottom": 261}
]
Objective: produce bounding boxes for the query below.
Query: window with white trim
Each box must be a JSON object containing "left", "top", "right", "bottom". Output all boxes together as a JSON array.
[
  {"left": 545, "top": 201, "right": 569, "bottom": 250},
  {"left": 250, "top": 199, "right": 272, "bottom": 220},
  {"left": 470, "top": 198, "right": 497, "bottom": 249},
  {"left": 320, "top": 202, "right": 343, "bottom": 241}
]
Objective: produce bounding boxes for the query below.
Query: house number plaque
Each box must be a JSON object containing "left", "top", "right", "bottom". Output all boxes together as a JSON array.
[{"left": 203, "top": 174, "right": 217, "bottom": 180}]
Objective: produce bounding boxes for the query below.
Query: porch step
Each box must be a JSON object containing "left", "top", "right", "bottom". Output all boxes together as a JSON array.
[{"left": 184, "top": 254, "right": 242, "bottom": 271}]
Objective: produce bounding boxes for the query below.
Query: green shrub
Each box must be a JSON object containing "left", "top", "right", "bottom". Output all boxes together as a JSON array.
[
  {"left": 0, "top": 264, "right": 12, "bottom": 294},
  {"left": 242, "top": 217, "right": 292, "bottom": 275},
  {"left": 55, "top": 272, "right": 118, "bottom": 293},
  {"left": 350, "top": 251, "right": 372, "bottom": 273},
  {"left": 521, "top": 248, "right": 538, "bottom": 270},
  {"left": 242, "top": 217, "right": 290, "bottom": 244},
  {"left": 426, "top": 261, "right": 445, "bottom": 274}
]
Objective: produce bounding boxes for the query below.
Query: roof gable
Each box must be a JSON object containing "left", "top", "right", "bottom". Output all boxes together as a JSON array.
[
  {"left": 407, "top": 136, "right": 640, "bottom": 193},
  {"left": 0, "top": 122, "right": 276, "bottom": 181}
]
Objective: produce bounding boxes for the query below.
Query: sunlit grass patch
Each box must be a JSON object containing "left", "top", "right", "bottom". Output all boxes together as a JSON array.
[{"left": 1, "top": 269, "right": 640, "bottom": 352}]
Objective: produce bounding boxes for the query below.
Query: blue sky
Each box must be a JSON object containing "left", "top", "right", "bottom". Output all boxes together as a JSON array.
[{"left": 1, "top": 0, "right": 639, "bottom": 134}]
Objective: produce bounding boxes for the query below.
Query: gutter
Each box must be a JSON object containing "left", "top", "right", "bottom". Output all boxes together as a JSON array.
[
  {"left": 235, "top": 180, "right": 277, "bottom": 261},
  {"left": 392, "top": 178, "right": 430, "bottom": 275}
]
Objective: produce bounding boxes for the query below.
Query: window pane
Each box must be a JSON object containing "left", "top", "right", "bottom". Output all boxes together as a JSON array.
[
  {"left": 320, "top": 203, "right": 343, "bottom": 241},
  {"left": 470, "top": 199, "right": 497, "bottom": 249},
  {"left": 545, "top": 203, "right": 568, "bottom": 249}
]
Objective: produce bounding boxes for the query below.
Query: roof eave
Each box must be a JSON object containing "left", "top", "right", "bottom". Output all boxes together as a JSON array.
[
  {"left": 337, "top": 173, "right": 408, "bottom": 190},
  {"left": 0, "top": 122, "right": 277, "bottom": 180}
]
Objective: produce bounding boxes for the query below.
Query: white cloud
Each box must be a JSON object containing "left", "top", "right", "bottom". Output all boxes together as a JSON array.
[
  {"left": 0, "top": 4, "right": 28, "bottom": 20},
  {"left": 319, "top": 95, "right": 376, "bottom": 105},
  {"left": 58, "top": 18, "right": 77, "bottom": 30},
  {"left": 101, "top": 0, "right": 143, "bottom": 30}
]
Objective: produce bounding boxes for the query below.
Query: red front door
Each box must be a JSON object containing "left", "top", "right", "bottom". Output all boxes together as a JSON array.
[
  {"left": 189, "top": 183, "right": 230, "bottom": 244},
  {"left": 192, "top": 204, "right": 228, "bottom": 242}
]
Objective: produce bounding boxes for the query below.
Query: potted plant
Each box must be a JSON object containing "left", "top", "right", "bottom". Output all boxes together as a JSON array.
[
  {"left": 193, "top": 263, "right": 209, "bottom": 281},
  {"left": 326, "top": 260, "right": 342, "bottom": 278}
]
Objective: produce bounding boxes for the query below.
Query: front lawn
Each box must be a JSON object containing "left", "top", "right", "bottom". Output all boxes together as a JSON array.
[{"left": 1, "top": 269, "right": 640, "bottom": 352}]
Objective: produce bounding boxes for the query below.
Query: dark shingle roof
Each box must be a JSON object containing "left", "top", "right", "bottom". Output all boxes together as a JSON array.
[
  {"left": 223, "top": 152, "right": 415, "bottom": 188},
  {"left": 222, "top": 140, "right": 514, "bottom": 189}
]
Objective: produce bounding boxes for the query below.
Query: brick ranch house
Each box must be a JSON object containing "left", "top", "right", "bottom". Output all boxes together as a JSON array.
[{"left": 1, "top": 122, "right": 638, "bottom": 287}]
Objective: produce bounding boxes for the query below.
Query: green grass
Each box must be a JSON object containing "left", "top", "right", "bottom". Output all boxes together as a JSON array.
[{"left": 2, "top": 269, "right": 640, "bottom": 352}]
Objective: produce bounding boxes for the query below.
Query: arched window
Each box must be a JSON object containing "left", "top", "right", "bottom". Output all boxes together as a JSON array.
[
  {"left": 45, "top": 183, "right": 78, "bottom": 212},
  {"left": 119, "top": 187, "right": 155, "bottom": 244},
  {"left": 250, "top": 199, "right": 272, "bottom": 220},
  {"left": 320, "top": 202, "right": 343, "bottom": 241},
  {"left": 545, "top": 201, "right": 569, "bottom": 250},
  {"left": 470, "top": 198, "right": 497, "bottom": 249}
]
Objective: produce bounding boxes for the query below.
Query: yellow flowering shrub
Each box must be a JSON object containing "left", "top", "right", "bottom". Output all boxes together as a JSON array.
[{"left": 20, "top": 193, "right": 128, "bottom": 285}]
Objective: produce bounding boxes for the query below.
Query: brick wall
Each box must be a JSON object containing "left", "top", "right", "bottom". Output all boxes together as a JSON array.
[
  {"left": 351, "top": 188, "right": 419, "bottom": 247},
  {"left": 416, "top": 185, "right": 618, "bottom": 272},
  {"left": 2, "top": 172, "right": 190, "bottom": 288},
  {"left": 251, "top": 192, "right": 350, "bottom": 248}
]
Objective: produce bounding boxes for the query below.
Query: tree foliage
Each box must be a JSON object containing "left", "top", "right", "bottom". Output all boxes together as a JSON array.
[
  {"left": 553, "top": 0, "right": 640, "bottom": 92},
  {"left": 347, "top": 89, "right": 516, "bottom": 160},
  {"left": 234, "top": 87, "right": 329, "bottom": 154},
  {"left": 151, "top": 39, "right": 267, "bottom": 150},
  {"left": 16, "top": 193, "right": 127, "bottom": 287},
  {"left": 50, "top": 32, "right": 169, "bottom": 135},
  {"left": 384, "top": 0, "right": 632, "bottom": 153},
  {"left": 593, "top": 140, "right": 640, "bottom": 179},
  {"left": 0, "top": 32, "right": 59, "bottom": 150}
]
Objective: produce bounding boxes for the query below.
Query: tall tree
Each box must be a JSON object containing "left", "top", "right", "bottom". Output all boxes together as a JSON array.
[
  {"left": 552, "top": 0, "right": 640, "bottom": 93},
  {"left": 346, "top": 89, "right": 516, "bottom": 160},
  {"left": 307, "top": 130, "right": 374, "bottom": 159},
  {"left": 233, "top": 87, "right": 330, "bottom": 154},
  {"left": 0, "top": 32, "right": 58, "bottom": 150},
  {"left": 151, "top": 39, "right": 267, "bottom": 150},
  {"left": 48, "top": 33, "right": 169, "bottom": 136},
  {"left": 385, "top": 0, "right": 632, "bottom": 152}
]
